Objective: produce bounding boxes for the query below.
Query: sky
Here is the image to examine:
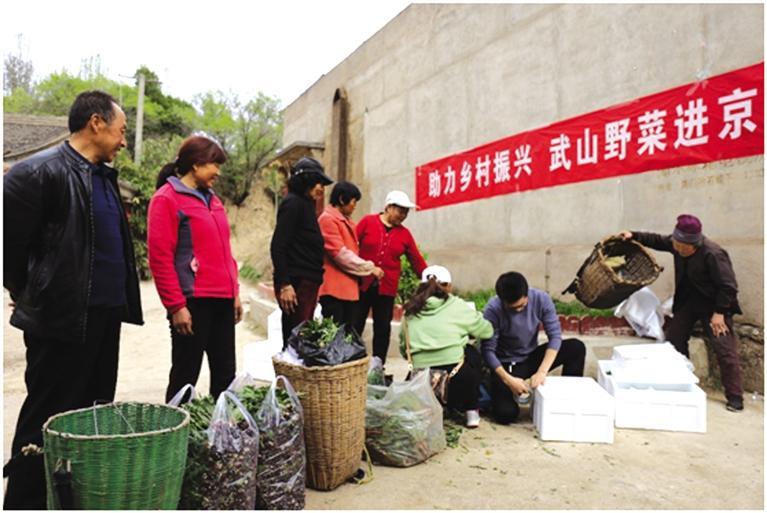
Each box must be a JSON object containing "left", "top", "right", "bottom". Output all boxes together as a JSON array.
[{"left": 1, "top": 0, "right": 413, "bottom": 108}]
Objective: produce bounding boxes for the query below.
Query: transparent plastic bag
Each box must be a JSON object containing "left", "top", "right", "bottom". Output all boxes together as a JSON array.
[
  {"left": 365, "top": 370, "right": 446, "bottom": 467},
  {"left": 182, "top": 391, "right": 260, "bottom": 510},
  {"left": 167, "top": 383, "right": 197, "bottom": 406},
  {"left": 254, "top": 376, "right": 306, "bottom": 510},
  {"left": 227, "top": 372, "right": 260, "bottom": 394},
  {"left": 367, "top": 356, "right": 385, "bottom": 385}
]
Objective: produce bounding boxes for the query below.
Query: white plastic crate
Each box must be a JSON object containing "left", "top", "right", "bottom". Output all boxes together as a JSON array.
[
  {"left": 598, "top": 360, "right": 707, "bottom": 433},
  {"left": 533, "top": 376, "right": 615, "bottom": 444}
]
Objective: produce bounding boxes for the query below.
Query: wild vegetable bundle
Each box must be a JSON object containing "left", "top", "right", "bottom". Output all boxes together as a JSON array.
[
  {"left": 179, "top": 392, "right": 259, "bottom": 510},
  {"left": 251, "top": 377, "right": 306, "bottom": 510},
  {"left": 288, "top": 318, "right": 366, "bottom": 366},
  {"left": 365, "top": 371, "right": 446, "bottom": 467},
  {"left": 367, "top": 356, "right": 386, "bottom": 386}
]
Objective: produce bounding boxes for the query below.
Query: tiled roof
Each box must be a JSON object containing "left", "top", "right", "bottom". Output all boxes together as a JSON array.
[{"left": 3, "top": 114, "right": 69, "bottom": 158}]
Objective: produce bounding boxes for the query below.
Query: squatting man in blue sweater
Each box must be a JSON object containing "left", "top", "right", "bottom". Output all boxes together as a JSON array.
[{"left": 482, "top": 272, "right": 586, "bottom": 424}]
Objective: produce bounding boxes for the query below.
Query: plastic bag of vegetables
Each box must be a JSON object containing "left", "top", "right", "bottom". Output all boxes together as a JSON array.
[
  {"left": 179, "top": 391, "right": 259, "bottom": 509},
  {"left": 288, "top": 318, "right": 366, "bottom": 366},
  {"left": 365, "top": 371, "right": 446, "bottom": 467},
  {"left": 253, "top": 376, "right": 306, "bottom": 510}
]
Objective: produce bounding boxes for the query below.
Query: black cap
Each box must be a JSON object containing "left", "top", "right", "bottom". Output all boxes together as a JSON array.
[{"left": 291, "top": 157, "right": 333, "bottom": 185}]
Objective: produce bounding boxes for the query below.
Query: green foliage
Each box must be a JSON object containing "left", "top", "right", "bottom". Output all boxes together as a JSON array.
[
  {"left": 552, "top": 299, "right": 615, "bottom": 318},
  {"left": 457, "top": 288, "right": 495, "bottom": 313},
  {"left": 396, "top": 250, "right": 430, "bottom": 305},
  {"left": 239, "top": 263, "right": 262, "bottom": 284},
  {"left": 456, "top": 288, "right": 616, "bottom": 317},
  {"left": 114, "top": 135, "right": 182, "bottom": 279}
]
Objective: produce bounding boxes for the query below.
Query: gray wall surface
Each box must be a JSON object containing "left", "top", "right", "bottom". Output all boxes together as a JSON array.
[{"left": 281, "top": 4, "right": 764, "bottom": 324}]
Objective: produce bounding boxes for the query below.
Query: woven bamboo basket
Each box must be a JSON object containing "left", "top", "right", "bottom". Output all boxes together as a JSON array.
[
  {"left": 563, "top": 236, "right": 663, "bottom": 308},
  {"left": 42, "top": 402, "right": 190, "bottom": 510},
  {"left": 272, "top": 356, "right": 369, "bottom": 491}
]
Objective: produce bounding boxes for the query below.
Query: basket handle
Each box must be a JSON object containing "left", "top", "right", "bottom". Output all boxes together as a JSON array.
[{"left": 91, "top": 401, "right": 134, "bottom": 436}]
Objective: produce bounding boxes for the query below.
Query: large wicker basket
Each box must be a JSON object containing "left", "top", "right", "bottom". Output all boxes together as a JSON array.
[
  {"left": 272, "top": 356, "right": 369, "bottom": 491},
  {"left": 563, "top": 236, "right": 663, "bottom": 308},
  {"left": 42, "top": 402, "right": 190, "bottom": 510}
]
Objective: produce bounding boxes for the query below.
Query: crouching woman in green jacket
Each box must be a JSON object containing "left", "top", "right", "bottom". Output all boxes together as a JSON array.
[{"left": 400, "top": 265, "right": 494, "bottom": 428}]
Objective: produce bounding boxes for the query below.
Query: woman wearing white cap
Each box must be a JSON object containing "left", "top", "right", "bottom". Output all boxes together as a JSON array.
[
  {"left": 354, "top": 190, "right": 427, "bottom": 368},
  {"left": 400, "top": 265, "right": 493, "bottom": 428}
]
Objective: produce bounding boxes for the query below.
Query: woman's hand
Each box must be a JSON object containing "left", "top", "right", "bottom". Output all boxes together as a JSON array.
[
  {"left": 172, "top": 307, "right": 194, "bottom": 336},
  {"left": 618, "top": 230, "right": 633, "bottom": 240},
  {"left": 371, "top": 266, "right": 384, "bottom": 280},
  {"left": 279, "top": 284, "right": 298, "bottom": 314},
  {"left": 710, "top": 313, "right": 729, "bottom": 337},
  {"left": 234, "top": 296, "right": 243, "bottom": 324}
]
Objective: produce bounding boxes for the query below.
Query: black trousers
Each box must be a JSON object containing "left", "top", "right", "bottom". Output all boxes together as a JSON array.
[
  {"left": 165, "top": 298, "right": 236, "bottom": 402},
  {"left": 666, "top": 303, "right": 743, "bottom": 400},
  {"left": 432, "top": 345, "right": 484, "bottom": 411},
  {"left": 4, "top": 306, "right": 123, "bottom": 510},
  {"left": 353, "top": 285, "right": 395, "bottom": 364},
  {"left": 319, "top": 295, "right": 358, "bottom": 332},
  {"left": 490, "top": 338, "right": 586, "bottom": 425}
]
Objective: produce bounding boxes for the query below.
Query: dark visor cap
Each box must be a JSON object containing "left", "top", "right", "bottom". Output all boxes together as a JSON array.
[{"left": 291, "top": 157, "right": 333, "bottom": 185}]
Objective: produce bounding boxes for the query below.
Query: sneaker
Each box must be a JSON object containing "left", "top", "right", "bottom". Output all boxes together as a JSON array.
[
  {"left": 465, "top": 409, "right": 481, "bottom": 428},
  {"left": 726, "top": 396, "right": 744, "bottom": 412}
]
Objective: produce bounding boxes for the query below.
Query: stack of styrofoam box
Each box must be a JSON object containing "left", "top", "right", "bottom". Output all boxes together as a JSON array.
[
  {"left": 533, "top": 376, "right": 615, "bottom": 443},
  {"left": 597, "top": 342, "right": 706, "bottom": 433}
]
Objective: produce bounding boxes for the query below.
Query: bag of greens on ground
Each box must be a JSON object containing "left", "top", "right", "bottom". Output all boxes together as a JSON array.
[
  {"left": 180, "top": 391, "right": 260, "bottom": 510},
  {"left": 253, "top": 376, "right": 306, "bottom": 510},
  {"left": 288, "top": 318, "right": 366, "bottom": 366},
  {"left": 367, "top": 356, "right": 386, "bottom": 386},
  {"left": 365, "top": 370, "right": 446, "bottom": 467}
]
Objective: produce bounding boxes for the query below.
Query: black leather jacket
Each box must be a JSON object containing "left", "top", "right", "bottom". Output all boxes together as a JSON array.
[{"left": 4, "top": 142, "right": 143, "bottom": 343}]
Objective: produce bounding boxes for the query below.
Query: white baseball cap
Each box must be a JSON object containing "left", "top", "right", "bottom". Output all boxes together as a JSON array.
[
  {"left": 384, "top": 190, "right": 417, "bottom": 209},
  {"left": 421, "top": 265, "right": 452, "bottom": 284}
]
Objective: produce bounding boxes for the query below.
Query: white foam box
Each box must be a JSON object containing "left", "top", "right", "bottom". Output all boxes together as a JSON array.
[
  {"left": 533, "top": 376, "right": 615, "bottom": 444},
  {"left": 597, "top": 360, "right": 707, "bottom": 433}
]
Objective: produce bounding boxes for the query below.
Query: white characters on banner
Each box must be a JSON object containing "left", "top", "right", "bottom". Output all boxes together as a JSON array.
[
  {"left": 637, "top": 109, "right": 668, "bottom": 156},
  {"left": 513, "top": 145, "right": 533, "bottom": 178},
  {"left": 444, "top": 165, "right": 456, "bottom": 195},
  {"left": 673, "top": 98, "right": 709, "bottom": 148},
  {"left": 718, "top": 87, "right": 758, "bottom": 140},
  {"left": 577, "top": 128, "right": 598, "bottom": 165},
  {"left": 549, "top": 134, "right": 572, "bottom": 171},
  {"left": 459, "top": 161, "right": 472, "bottom": 192},
  {"left": 475, "top": 154, "right": 491, "bottom": 188},
  {"left": 428, "top": 169, "right": 441, "bottom": 198},
  {"left": 605, "top": 118, "right": 632, "bottom": 160},
  {"left": 493, "top": 150, "right": 511, "bottom": 184}
]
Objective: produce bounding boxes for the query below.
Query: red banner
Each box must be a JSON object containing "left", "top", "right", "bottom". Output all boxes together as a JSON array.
[{"left": 415, "top": 62, "right": 764, "bottom": 210}]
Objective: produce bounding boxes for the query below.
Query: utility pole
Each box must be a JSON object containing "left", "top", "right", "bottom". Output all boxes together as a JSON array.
[{"left": 134, "top": 73, "right": 146, "bottom": 166}]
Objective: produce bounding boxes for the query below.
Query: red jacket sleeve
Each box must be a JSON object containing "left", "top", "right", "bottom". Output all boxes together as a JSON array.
[{"left": 147, "top": 193, "right": 186, "bottom": 313}]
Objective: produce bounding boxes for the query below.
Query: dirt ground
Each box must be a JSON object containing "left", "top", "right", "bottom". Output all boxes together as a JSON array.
[{"left": 3, "top": 281, "right": 764, "bottom": 509}]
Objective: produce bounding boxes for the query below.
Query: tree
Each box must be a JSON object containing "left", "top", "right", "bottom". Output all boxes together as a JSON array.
[
  {"left": 217, "top": 93, "right": 283, "bottom": 206},
  {"left": 4, "top": 35, "right": 34, "bottom": 94}
]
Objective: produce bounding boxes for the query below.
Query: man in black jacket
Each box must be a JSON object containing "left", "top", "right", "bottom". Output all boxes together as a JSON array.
[
  {"left": 618, "top": 214, "right": 744, "bottom": 412},
  {"left": 3, "top": 91, "right": 143, "bottom": 509}
]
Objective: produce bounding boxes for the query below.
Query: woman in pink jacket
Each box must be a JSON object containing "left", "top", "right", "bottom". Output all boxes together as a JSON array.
[
  {"left": 318, "top": 182, "right": 383, "bottom": 328},
  {"left": 148, "top": 135, "right": 241, "bottom": 402}
]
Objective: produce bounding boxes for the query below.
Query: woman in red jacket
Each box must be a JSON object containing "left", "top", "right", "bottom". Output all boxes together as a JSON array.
[
  {"left": 148, "top": 135, "right": 241, "bottom": 401},
  {"left": 318, "top": 181, "right": 383, "bottom": 328},
  {"left": 354, "top": 190, "right": 427, "bottom": 365}
]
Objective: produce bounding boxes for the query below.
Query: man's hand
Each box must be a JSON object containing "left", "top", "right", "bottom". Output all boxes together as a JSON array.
[
  {"left": 618, "top": 230, "right": 633, "bottom": 240},
  {"left": 278, "top": 284, "right": 298, "bottom": 314},
  {"left": 172, "top": 307, "right": 194, "bottom": 336},
  {"left": 502, "top": 373, "right": 530, "bottom": 396},
  {"left": 710, "top": 313, "right": 729, "bottom": 337},
  {"left": 234, "top": 296, "right": 243, "bottom": 324},
  {"left": 530, "top": 370, "right": 547, "bottom": 389}
]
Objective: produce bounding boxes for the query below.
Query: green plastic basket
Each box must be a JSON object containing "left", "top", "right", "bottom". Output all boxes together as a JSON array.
[{"left": 42, "top": 402, "right": 190, "bottom": 510}]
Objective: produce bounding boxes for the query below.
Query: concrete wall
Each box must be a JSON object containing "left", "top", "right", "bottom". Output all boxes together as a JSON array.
[{"left": 282, "top": 4, "right": 764, "bottom": 324}]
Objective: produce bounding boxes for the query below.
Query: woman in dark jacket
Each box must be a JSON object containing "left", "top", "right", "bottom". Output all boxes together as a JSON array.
[{"left": 270, "top": 157, "right": 333, "bottom": 345}]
